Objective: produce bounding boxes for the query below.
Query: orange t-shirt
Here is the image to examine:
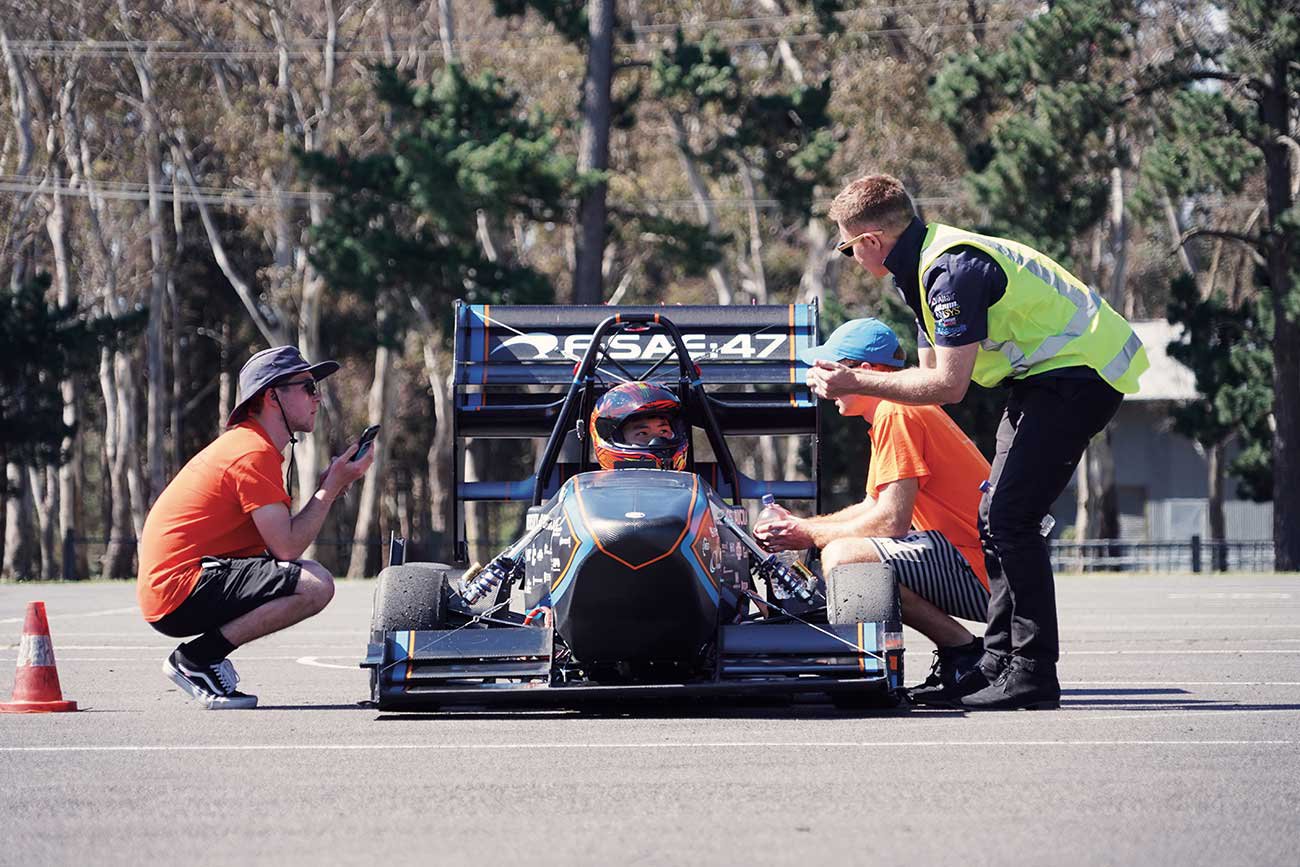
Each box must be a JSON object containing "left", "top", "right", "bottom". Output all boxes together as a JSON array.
[
  {"left": 136, "top": 420, "right": 291, "bottom": 621},
  {"left": 864, "top": 401, "right": 991, "bottom": 587}
]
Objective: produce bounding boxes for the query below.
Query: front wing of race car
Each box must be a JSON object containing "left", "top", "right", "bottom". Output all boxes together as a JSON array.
[{"left": 363, "top": 620, "right": 903, "bottom": 710}]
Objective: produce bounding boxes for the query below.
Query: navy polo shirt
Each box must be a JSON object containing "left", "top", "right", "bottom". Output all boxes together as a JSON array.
[
  {"left": 882, "top": 218, "right": 1005, "bottom": 350},
  {"left": 882, "top": 218, "right": 1099, "bottom": 381}
]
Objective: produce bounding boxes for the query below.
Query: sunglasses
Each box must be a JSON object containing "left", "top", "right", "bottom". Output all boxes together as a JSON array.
[
  {"left": 277, "top": 378, "right": 319, "bottom": 397},
  {"left": 834, "top": 229, "right": 884, "bottom": 257}
]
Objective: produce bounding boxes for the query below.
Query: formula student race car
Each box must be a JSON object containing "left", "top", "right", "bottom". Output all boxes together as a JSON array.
[{"left": 361, "top": 303, "right": 904, "bottom": 710}]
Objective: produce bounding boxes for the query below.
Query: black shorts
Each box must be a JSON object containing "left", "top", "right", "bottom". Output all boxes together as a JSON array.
[{"left": 150, "top": 555, "right": 302, "bottom": 638}]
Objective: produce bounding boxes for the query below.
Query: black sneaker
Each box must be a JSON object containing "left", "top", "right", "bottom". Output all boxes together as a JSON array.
[
  {"left": 908, "top": 637, "right": 987, "bottom": 706},
  {"left": 164, "top": 649, "right": 258, "bottom": 709},
  {"left": 960, "top": 655, "right": 1060, "bottom": 711}
]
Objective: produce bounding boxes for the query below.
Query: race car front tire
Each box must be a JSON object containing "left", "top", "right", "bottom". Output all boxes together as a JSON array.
[{"left": 371, "top": 562, "right": 450, "bottom": 636}]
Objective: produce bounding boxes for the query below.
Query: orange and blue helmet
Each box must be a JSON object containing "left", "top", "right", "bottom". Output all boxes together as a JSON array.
[{"left": 590, "top": 382, "right": 689, "bottom": 471}]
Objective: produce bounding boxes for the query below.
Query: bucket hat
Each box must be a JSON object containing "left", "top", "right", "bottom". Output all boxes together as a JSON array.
[{"left": 227, "top": 346, "right": 340, "bottom": 427}]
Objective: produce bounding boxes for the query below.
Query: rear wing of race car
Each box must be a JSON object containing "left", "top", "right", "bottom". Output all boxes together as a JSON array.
[{"left": 451, "top": 302, "right": 823, "bottom": 559}]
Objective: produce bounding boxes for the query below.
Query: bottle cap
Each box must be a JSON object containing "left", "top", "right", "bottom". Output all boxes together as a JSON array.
[{"left": 761, "top": 493, "right": 775, "bottom": 506}]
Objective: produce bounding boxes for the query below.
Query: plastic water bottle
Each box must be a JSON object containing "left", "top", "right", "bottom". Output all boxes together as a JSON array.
[
  {"left": 980, "top": 480, "right": 1054, "bottom": 538},
  {"left": 758, "top": 494, "right": 802, "bottom": 599}
]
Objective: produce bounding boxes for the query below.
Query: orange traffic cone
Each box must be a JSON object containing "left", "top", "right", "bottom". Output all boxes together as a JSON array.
[{"left": 1, "top": 601, "right": 78, "bottom": 713}]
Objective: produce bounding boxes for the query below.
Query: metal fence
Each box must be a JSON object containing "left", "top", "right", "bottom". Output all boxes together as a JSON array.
[{"left": 1050, "top": 537, "right": 1275, "bottom": 573}]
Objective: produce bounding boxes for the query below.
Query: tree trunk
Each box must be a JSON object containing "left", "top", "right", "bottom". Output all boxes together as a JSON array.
[
  {"left": 573, "top": 0, "right": 615, "bottom": 304},
  {"left": 348, "top": 314, "right": 398, "bottom": 577},
  {"left": 1259, "top": 60, "right": 1299, "bottom": 571},
  {"left": 1075, "top": 429, "right": 1119, "bottom": 542},
  {"left": 753, "top": 0, "right": 806, "bottom": 83},
  {"left": 3, "top": 464, "right": 34, "bottom": 579},
  {"left": 29, "top": 465, "right": 56, "bottom": 579},
  {"left": 426, "top": 346, "right": 455, "bottom": 556},
  {"left": 463, "top": 440, "right": 491, "bottom": 564},
  {"left": 122, "top": 4, "right": 170, "bottom": 503},
  {"left": 736, "top": 158, "right": 768, "bottom": 302},
  {"left": 437, "top": 0, "right": 457, "bottom": 66},
  {"left": 46, "top": 154, "right": 87, "bottom": 579},
  {"left": 1207, "top": 439, "right": 1227, "bottom": 571},
  {"left": 798, "top": 215, "right": 839, "bottom": 305},
  {"left": 100, "top": 348, "right": 145, "bottom": 579},
  {"left": 669, "top": 112, "right": 734, "bottom": 303}
]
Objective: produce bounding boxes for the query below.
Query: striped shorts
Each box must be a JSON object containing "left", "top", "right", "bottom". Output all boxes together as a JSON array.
[{"left": 868, "top": 530, "right": 989, "bottom": 623}]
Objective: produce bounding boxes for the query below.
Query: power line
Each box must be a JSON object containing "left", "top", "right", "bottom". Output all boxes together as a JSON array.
[
  {"left": 0, "top": 174, "right": 329, "bottom": 207},
  {"left": 2, "top": 18, "right": 1030, "bottom": 60},
  {"left": 0, "top": 173, "right": 969, "bottom": 211}
]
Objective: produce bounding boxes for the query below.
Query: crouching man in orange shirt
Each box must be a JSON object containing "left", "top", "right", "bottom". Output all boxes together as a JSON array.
[
  {"left": 755, "top": 319, "right": 991, "bottom": 706},
  {"left": 137, "top": 346, "right": 374, "bottom": 709}
]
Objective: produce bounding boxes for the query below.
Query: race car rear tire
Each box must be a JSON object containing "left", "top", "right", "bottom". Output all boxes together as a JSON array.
[
  {"left": 371, "top": 562, "right": 450, "bottom": 635},
  {"left": 825, "top": 562, "right": 900, "bottom": 625}
]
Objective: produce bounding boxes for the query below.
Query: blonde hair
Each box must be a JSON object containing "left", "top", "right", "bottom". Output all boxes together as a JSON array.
[{"left": 827, "top": 174, "right": 916, "bottom": 232}]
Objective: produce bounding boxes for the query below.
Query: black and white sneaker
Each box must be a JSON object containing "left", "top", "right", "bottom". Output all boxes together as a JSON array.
[{"left": 164, "top": 649, "right": 258, "bottom": 709}]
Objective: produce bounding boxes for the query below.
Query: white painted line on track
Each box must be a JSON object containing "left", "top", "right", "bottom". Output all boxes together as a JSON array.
[
  {"left": 1045, "top": 708, "right": 1300, "bottom": 722},
  {"left": 0, "top": 739, "right": 1293, "bottom": 754},
  {"left": 1064, "top": 649, "right": 1300, "bottom": 655},
  {"left": 1166, "top": 593, "right": 1293, "bottom": 599},
  {"left": 11, "top": 644, "right": 1300, "bottom": 654},
  {"left": 0, "top": 645, "right": 357, "bottom": 651},
  {"left": 1063, "top": 680, "right": 1300, "bottom": 686},
  {"left": 297, "top": 656, "right": 356, "bottom": 670},
  {"left": 0, "top": 656, "right": 366, "bottom": 662},
  {"left": 0, "top": 606, "right": 139, "bottom": 625}
]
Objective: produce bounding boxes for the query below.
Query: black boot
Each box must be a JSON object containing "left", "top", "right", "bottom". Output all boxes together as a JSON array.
[
  {"left": 960, "top": 655, "right": 1060, "bottom": 710},
  {"left": 908, "top": 637, "right": 987, "bottom": 706}
]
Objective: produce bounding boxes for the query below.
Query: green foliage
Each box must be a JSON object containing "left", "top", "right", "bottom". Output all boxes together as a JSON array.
[
  {"left": 1166, "top": 273, "right": 1273, "bottom": 500},
  {"left": 1133, "top": 90, "right": 1259, "bottom": 219},
  {"left": 301, "top": 64, "right": 594, "bottom": 336},
  {"left": 650, "top": 32, "right": 839, "bottom": 224},
  {"left": 0, "top": 274, "right": 143, "bottom": 477},
  {"left": 929, "top": 0, "right": 1139, "bottom": 261},
  {"left": 491, "top": 0, "right": 588, "bottom": 45},
  {"left": 615, "top": 212, "right": 728, "bottom": 278}
]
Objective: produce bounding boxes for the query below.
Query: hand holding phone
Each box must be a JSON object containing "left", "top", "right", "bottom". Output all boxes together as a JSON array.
[{"left": 350, "top": 424, "right": 381, "bottom": 462}]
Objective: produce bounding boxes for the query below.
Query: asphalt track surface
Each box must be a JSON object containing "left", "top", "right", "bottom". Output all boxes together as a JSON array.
[{"left": 2, "top": 575, "right": 1298, "bottom": 867}]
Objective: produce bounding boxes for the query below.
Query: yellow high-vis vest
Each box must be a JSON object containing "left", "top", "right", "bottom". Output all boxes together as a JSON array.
[{"left": 918, "top": 223, "right": 1148, "bottom": 393}]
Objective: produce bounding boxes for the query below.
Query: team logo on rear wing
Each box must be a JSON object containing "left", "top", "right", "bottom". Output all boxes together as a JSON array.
[{"left": 493, "top": 332, "right": 793, "bottom": 362}]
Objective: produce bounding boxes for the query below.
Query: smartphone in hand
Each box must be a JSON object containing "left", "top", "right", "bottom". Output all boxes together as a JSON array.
[{"left": 350, "top": 424, "right": 381, "bottom": 462}]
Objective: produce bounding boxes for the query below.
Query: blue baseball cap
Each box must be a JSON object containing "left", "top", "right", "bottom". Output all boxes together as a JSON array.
[{"left": 800, "top": 318, "right": 904, "bottom": 367}]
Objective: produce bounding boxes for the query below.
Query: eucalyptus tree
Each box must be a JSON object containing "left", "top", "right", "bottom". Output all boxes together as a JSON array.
[
  {"left": 1140, "top": 0, "right": 1300, "bottom": 568},
  {"left": 299, "top": 63, "right": 590, "bottom": 573},
  {"left": 930, "top": 0, "right": 1151, "bottom": 541}
]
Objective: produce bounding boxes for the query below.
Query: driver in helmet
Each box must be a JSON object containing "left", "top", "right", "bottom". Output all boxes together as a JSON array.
[
  {"left": 623, "top": 415, "right": 675, "bottom": 446},
  {"left": 591, "top": 382, "right": 690, "bottom": 471}
]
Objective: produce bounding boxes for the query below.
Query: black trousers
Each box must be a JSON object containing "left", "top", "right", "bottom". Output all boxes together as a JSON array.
[{"left": 979, "top": 376, "right": 1123, "bottom": 664}]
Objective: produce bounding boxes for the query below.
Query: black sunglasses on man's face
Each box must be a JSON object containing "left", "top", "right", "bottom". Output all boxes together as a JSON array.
[
  {"left": 277, "top": 378, "right": 319, "bottom": 397},
  {"left": 833, "top": 229, "right": 884, "bottom": 257}
]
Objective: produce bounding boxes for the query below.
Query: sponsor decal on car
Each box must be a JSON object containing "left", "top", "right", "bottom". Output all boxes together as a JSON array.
[{"left": 492, "top": 332, "right": 792, "bottom": 361}]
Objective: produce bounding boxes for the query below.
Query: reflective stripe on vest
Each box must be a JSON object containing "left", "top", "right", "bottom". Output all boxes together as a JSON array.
[{"left": 917, "top": 224, "right": 1147, "bottom": 392}]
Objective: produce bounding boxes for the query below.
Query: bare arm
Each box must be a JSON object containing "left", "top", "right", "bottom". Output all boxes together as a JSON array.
[
  {"left": 806, "top": 343, "right": 977, "bottom": 406},
  {"left": 251, "top": 443, "right": 373, "bottom": 561},
  {"left": 918, "top": 346, "right": 937, "bottom": 369},
  {"left": 754, "top": 478, "right": 919, "bottom": 551}
]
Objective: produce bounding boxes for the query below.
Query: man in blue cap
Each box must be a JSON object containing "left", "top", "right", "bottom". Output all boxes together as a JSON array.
[
  {"left": 755, "top": 318, "right": 992, "bottom": 705},
  {"left": 138, "top": 345, "right": 375, "bottom": 709}
]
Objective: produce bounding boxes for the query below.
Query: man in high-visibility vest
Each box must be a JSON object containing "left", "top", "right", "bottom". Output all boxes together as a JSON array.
[{"left": 808, "top": 174, "right": 1148, "bottom": 710}]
